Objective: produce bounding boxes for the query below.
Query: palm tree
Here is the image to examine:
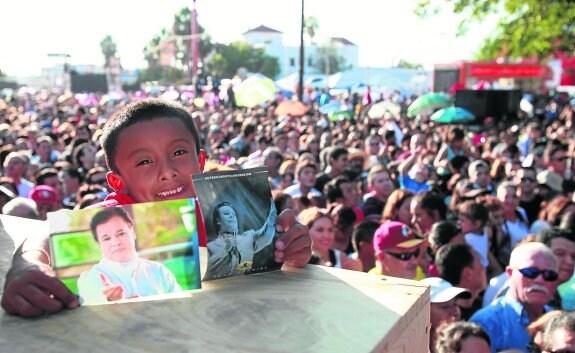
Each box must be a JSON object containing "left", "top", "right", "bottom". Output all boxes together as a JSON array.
[
  {"left": 304, "top": 16, "right": 319, "bottom": 45},
  {"left": 100, "top": 35, "right": 117, "bottom": 68}
]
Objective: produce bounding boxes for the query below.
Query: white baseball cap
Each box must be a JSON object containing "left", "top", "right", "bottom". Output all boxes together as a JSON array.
[{"left": 420, "top": 277, "right": 472, "bottom": 303}]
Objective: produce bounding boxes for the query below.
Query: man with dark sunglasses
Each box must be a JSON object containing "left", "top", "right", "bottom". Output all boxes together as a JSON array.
[
  {"left": 470, "top": 242, "right": 559, "bottom": 353},
  {"left": 543, "top": 310, "right": 575, "bottom": 353},
  {"left": 514, "top": 167, "right": 544, "bottom": 225},
  {"left": 370, "top": 221, "right": 425, "bottom": 280}
]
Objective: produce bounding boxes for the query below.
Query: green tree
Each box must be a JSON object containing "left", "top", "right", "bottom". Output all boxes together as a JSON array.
[
  {"left": 313, "top": 41, "right": 347, "bottom": 75},
  {"left": 204, "top": 41, "right": 280, "bottom": 79},
  {"left": 415, "top": 0, "right": 575, "bottom": 60},
  {"left": 396, "top": 59, "right": 423, "bottom": 69},
  {"left": 99, "top": 35, "right": 117, "bottom": 68},
  {"left": 172, "top": 7, "right": 214, "bottom": 74},
  {"left": 304, "top": 16, "right": 320, "bottom": 44}
]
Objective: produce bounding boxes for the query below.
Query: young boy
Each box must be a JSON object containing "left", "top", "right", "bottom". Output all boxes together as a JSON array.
[
  {"left": 361, "top": 164, "right": 394, "bottom": 219},
  {"left": 2, "top": 99, "right": 312, "bottom": 317},
  {"left": 457, "top": 201, "right": 491, "bottom": 270}
]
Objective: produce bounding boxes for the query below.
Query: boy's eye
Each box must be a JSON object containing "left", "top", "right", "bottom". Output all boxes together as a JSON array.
[
  {"left": 136, "top": 159, "right": 152, "bottom": 167},
  {"left": 173, "top": 149, "right": 187, "bottom": 157}
]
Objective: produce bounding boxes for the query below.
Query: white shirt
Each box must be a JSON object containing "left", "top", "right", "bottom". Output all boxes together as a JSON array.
[
  {"left": 464, "top": 230, "right": 489, "bottom": 268},
  {"left": 77, "top": 256, "right": 181, "bottom": 305},
  {"left": 505, "top": 208, "right": 530, "bottom": 247}
]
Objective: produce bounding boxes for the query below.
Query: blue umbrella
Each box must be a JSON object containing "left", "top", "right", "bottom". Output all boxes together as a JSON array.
[
  {"left": 319, "top": 101, "right": 344, "bottom": 114},
  {"left": 430, "top": 107, "right": 475, "bottom": 124}
]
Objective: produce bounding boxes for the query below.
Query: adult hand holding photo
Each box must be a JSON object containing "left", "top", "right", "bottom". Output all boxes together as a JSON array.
[
  {"left": 274, "top": 208, "right": 312, "bottom": 268},
  {"left": 1, "top": 254, "right": 78, "bottom": 317}
]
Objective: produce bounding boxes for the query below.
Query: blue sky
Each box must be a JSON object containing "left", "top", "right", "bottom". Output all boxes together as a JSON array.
[{"left": 1, "top": 0, "right": 498, "bottom": 77}]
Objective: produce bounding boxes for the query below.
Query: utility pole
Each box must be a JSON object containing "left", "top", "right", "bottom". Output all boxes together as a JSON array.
[{"left": 298, "top": 0, "right": 304, "bottom": 102}]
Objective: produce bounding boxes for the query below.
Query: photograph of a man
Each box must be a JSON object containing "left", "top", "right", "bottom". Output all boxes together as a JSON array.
[
  {"left": 205, "top": 199, "right": 277, "bottom": 279},
  {"left": 77, "top": 207, "right": 181, "bottom": 305}
]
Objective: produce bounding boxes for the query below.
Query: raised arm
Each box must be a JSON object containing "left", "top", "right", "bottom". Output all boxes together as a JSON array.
[{"left": 252, "top": 198, "right": 278, "bottom": 253}]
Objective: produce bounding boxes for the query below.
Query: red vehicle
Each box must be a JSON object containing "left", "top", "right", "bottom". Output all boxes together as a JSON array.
[{"left": 433, "top": 61, "right": 550, "bottom": 93}]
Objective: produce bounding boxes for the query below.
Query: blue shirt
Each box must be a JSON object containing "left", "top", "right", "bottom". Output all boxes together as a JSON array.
[
  {"left": 398, "top": 175, "right": 430, "bottom": 193},
  {"left": 470, "top": 291, "right": 551, "bottom": 353}
]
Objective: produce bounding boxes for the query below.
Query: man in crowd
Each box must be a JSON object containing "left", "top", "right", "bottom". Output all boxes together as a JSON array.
[
  {"left": 470, "top": 242, "right": 559, "bottom": 352},
  {"left": 315, "top": 146, "right": 348, "bottom": 193},
  {"left": 371, "top": 221, "right": 424, "bottom": 279},
  {"left": 3, "top": 152, "right": 34, "bottom": 197},
  {"left": 515, "top": 166, "right": 545, "bottom": 225},
  {"left": 435, "top": 243, "right": 487, "bottom": 319}
]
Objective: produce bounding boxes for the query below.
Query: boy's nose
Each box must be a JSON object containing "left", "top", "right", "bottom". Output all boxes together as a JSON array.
[{"left": 159, "top": 159, "right": 178, "bottom": 180}]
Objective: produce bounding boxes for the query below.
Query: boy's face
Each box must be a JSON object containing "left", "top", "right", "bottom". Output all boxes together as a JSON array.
[
  {"left": 107, "top": 118, "right": 205, "bottom": 203},
  {"left": 371, "top": 171, "right": 394, "bottom": 197},
  {"left": 458, "top": 213, "right": 477, "bottom": 235}
]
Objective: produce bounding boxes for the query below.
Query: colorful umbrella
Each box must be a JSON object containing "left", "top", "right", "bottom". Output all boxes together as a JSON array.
[
  {"left": 319, "top": 101, "right": 345, "bottom": 114},
  {"left": 275, "top": 100, "right": 309, "bottom": 117},
  {"left": 407, "top": 92, "right": 451, "bottom": 117},
  {"left": 367, "top": 100, "right": 401, "bottom": 119},
  {"left": 430, "top": 107, "right": 475, "bottom": 124},
  {"left": 327, "top": 110, "right": 353, "bottom": 121},
  {"left": 234, "top": 74, "right": 276, "bottom": 108}
]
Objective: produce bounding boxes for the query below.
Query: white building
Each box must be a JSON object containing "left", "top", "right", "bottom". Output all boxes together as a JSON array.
[{"left": 241, "top": 25, "right": 359, "bottom": 79}]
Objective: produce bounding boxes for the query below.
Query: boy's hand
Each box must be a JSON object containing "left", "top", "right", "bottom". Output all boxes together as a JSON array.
[
  {"left": 1, "top": 259, "right": 79, "bottom": 317},
  {"left": 274, "top": 209, "right": 311, "bottom": 268}
]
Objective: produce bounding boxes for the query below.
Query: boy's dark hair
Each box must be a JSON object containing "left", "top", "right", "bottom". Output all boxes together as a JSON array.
[
  {"left": 90, "top": 207, "right": 134, "bottom": 241},
  {"left": 85, "top": 167, "right": 107, "bottom": 184},
  {"left": 325, "top": 175, "right": 352, "bottom": 203},
  {"left": 436, "top": 321, "right": 491, "bottom": 353},
  {"left": 242, "top": 123, "right": 257, "bottom": 138},
  {"left": 34, "top": 168, "right": 59, "bottom": 186},
  {"left": 351, "top": 220, "right": 380, "bottom": 253},
  {"left": 435, "top": 243, "right": 475, "bottom": 285},
  {"left": 536, "top": 227, "right": 575, "bottom": 247},
  {"left": 458, "top": 201, "right": 489, "bottom": 228},
  {"left": 328, "top": 147, "right": 348, "bottom": 165},
  {"left": 429, "top": 221, "right": 461, "bottom": 250},
  {"left": 412, "top": 191, "right": 447, "bottom": 220},
  {"left": 101, "top": 99, "right": 201, "bottom": 173},
  {"left": 450, "top": 155, "right": 469, "bottom": 172},
  {"left": 447, "top": 127, "right": 465, "bottom": 142},
  {"left": 60, "top": 168, "right": 83, "bottom": 184}
]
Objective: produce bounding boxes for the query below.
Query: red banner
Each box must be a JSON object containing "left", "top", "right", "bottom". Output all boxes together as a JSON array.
[{"left": 468, "top": 64, "right": 544, "bottom": 78}]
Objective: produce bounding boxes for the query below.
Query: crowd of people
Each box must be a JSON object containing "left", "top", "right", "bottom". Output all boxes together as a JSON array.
[{"left": 1, "top": 84, "right": 575, "bottom": 352}]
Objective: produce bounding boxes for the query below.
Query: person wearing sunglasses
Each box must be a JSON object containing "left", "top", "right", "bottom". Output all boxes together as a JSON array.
[
  {"left": 470, "top": 242, "right": 559, "bottom": 353},
  {"left": 542, "top": 310, "right": 575, "bottom": 353},
  {"left": 371, "top": 221, "right": 425, "bottom": 280}
]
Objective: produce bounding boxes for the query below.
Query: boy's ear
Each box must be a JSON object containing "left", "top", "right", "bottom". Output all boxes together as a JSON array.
[
  {"left": 198, "top": 149, "right": 206, "bottom": 172},
  {"left": 106, "top": 171, "right": 126, "bottom": 193}
]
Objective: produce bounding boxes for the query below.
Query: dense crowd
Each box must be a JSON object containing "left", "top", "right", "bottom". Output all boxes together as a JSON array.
[{"left": 1, "top": 85, "right": 575, "bottom": 352}]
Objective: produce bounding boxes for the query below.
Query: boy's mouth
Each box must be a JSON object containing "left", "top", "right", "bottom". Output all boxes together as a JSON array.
[{"left": 157, "top": 186, "right": 184, "bottom": 198}]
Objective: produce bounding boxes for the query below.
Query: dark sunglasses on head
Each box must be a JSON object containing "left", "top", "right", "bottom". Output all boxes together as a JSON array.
[
  {"left": 385, "top": 247, "right": 420, "bottom": 261},
  {"left": 518, "top": 267, "right": 558, "bottom": 282}
]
